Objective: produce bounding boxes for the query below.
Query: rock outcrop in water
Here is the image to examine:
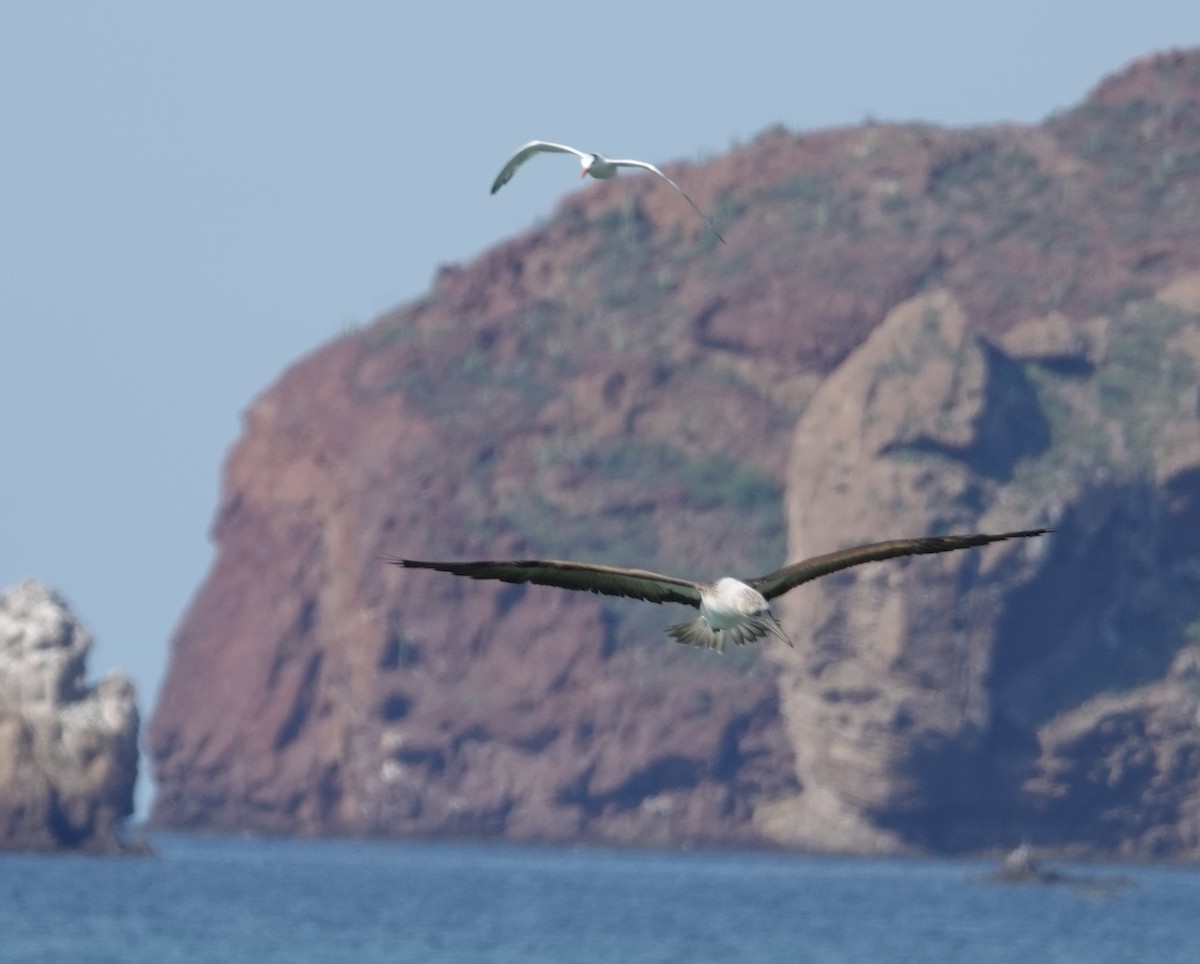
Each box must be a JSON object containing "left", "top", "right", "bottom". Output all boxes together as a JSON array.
[
  {"left": 150, "top": 49, "right": 1200, "bottom": 857},
  {"left": 0, "top": 580, "right": 141, "bottom": 853}
]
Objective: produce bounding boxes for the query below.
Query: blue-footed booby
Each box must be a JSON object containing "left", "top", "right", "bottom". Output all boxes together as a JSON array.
[{"left": 388, "top": 528, "right": 1048, "bottom": 652}]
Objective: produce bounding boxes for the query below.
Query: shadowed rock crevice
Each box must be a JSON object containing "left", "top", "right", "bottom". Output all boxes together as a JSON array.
[
  {"left": 880, "top": 341, "right": 1050, "bottom": 482},
  {"left": 990, "top": 478, "right": 1200, "bottom": 730},
  {"left": 273, "top": 651, "right": 323, "bottom": 751},
  {"left": 558, "top": 756, "right": 706, "bottom": 818}
]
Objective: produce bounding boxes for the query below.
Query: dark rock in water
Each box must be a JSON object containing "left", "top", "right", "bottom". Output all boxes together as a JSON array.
[
  {"left": 988, "top": 842, "right": 1067, "bottom": 883},
  {"left": 981, "top": 843, "right": 1133, "bottom": 895},
  {"left": 0, "top": 580, "right": 143, "bottom": 853}
]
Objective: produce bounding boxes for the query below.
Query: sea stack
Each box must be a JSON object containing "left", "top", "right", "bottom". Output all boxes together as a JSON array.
[{"left": 0, "top": 580, "right": 141, "bottom": 853}]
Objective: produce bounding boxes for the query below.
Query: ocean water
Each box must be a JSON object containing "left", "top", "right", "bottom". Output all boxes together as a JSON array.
[{"left": 1, "top": 835, "right": 1197, "bottom": 963}]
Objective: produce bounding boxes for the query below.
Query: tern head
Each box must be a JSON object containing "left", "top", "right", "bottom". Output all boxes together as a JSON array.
[{"left": 580, "top": 154, "right": 598, "bottom": 178}]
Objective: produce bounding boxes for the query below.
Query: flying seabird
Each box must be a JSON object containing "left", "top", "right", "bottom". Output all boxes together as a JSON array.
[
  {"left": 491, "top": 140, "right": 726, "bottom": 244},
  {"left": 387, "top": 528, "right": 1048, "bottom": 652}
]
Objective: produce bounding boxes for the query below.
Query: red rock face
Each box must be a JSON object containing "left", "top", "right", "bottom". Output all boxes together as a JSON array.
[
  {"left": 150, "top": 50, "right": 1200, "bottom": 855},
  {"left": 147, "top": 335, "right": 799, "bottom": 846}
]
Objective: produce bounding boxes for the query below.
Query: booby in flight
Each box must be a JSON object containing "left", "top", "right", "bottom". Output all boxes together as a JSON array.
[{"left": 388, "top": 528, "right": 1048, "bottom": 651}]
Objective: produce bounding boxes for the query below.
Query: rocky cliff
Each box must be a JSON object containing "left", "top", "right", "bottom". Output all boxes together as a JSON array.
[
  {"left": 151, "top": 50, "right": 1200, "bottom": 856},
  {"left": 766, "top": 285, "right": 1200, "bottom": 855},
  {"left": 0, "top": 581, "right": 141, "bottom": 853}
]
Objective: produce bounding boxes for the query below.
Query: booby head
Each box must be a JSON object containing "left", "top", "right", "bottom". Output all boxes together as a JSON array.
[{"left": 678, "top": 578, "right": 793, "bottom": 651}]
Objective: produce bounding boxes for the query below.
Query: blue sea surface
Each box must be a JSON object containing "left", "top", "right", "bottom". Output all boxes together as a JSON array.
[{"left": 1, "top": 834, "right": 1198, "bottom": 963}]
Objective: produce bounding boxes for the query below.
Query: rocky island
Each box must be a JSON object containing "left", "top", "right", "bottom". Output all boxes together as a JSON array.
[
  {"left": 0, "top": 580, "right": 141, "bottom": 853},
  {"left": 149, "top": 49, "right": 1200, "bottom": 858}
]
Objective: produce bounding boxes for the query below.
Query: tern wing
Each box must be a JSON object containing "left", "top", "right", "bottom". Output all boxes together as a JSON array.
[
  {"left": 388, "top": 557, "right": 703, "bottom": 607},
  {"left": 491, "top": 141, "right": 589, "bottom": 194},
  {"left": 747, "top": 529, "right": 1050, "bottom": 601},
  {"left": 608, "top": 158, "right": 726, "bottom": 244}
]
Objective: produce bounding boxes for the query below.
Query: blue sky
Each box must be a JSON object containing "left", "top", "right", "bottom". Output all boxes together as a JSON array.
[{"left": 3, "top": 2, "right": 1199, "bottom": 814}]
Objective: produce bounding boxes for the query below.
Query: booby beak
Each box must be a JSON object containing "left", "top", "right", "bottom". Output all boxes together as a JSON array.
[{"left": 761, "top": 613, "right": 794, "bottom": 648}]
